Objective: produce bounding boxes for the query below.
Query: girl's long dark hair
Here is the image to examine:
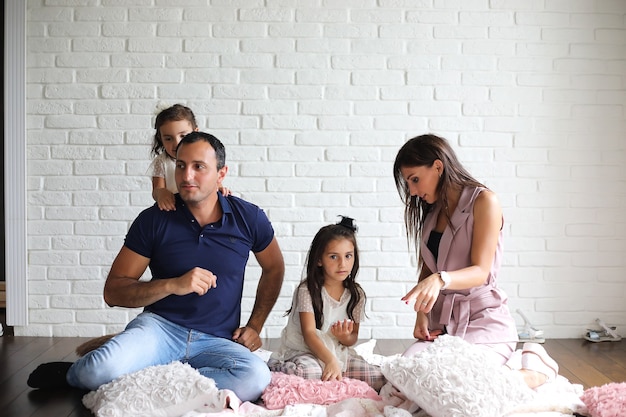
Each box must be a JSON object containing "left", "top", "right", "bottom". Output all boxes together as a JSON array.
[
  {"left": 290, "top": 216, "right": 364, "bottom": 330},
  {"left": 392, "top": 134, "right": 485, "bottom": 250},
  {"left": 151, "top": 104, "right": 198, "bottom": 157}
]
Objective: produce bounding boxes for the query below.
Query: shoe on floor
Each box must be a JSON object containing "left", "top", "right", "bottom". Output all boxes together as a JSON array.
[
  {"left": 516, "top": 309, "right": 545, "bottom": 343},
  {"left": 584, "top": 318, "right": 622, "bottom": 343},
  {"left": 27, "top": 362, "right": 72, "bottom": 389},
  {"left": 521, "top": 343, "right": 559, "bottom": 382}
]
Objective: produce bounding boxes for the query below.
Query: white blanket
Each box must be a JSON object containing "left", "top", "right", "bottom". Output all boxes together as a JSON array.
[{"left": 82, "top": 339, "right": 587, "bottom": 417}]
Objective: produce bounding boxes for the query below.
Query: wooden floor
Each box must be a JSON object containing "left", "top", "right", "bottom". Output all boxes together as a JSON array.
[{"left": 0, "top": 335, "right": 624, "bottom": 417}]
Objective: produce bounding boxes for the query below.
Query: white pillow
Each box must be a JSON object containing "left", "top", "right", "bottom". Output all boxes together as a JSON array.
[
  {"left": 382, "top": 335, "right": 536, "bottom": 417},
  {"left": 82, "top": 361, "right": 228, "bottom": 417}
]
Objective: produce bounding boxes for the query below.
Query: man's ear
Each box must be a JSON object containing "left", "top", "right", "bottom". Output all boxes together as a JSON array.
[{"left": 217, "top": 165, "right": 228, "bottom": 185}]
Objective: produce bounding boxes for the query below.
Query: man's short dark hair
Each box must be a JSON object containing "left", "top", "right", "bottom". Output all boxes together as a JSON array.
[{"left": 178, "top": 131, "right": 226, "bottom": 169}]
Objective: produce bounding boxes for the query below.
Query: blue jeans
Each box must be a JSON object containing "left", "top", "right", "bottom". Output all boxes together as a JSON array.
[{"left": 66, "top": 312, "right": 271, "bottom": 402}]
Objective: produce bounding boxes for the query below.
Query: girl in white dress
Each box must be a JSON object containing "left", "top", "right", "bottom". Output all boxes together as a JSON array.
[
  {"left": 268, "top": 216, "right": 385, "bottom": 391},
  {"left": 148, "top": 104, "right": 229, "bottom": 211}
]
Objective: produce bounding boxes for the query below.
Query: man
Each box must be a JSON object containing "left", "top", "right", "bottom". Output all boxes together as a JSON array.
[{"left": 28, "top": 132, "right": 285, "bottom": 402}]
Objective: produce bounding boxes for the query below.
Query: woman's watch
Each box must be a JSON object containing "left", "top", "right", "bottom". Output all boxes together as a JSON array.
[{"left": 438, "top": 271, "right": 451, "bottom": 290}]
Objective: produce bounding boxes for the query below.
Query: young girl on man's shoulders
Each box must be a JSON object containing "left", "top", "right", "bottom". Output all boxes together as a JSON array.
[{"left": 149, "top": 103, "right": 230, "bottom": 211}]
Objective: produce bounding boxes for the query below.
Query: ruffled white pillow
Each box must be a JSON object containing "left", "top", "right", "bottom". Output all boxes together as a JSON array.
[
  {"left": 82, "top": 361, "right": 232, "bottom": 417},
  {"left": 382, "top": 335, "right": 536, "bottom": 417}
]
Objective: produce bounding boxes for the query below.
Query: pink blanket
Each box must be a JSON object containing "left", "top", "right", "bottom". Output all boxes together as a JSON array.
[{"left": 261, "top": 372, "right": 381, "bottom": 410}]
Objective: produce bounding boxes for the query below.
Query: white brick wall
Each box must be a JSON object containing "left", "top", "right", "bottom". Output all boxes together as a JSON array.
[{"left": 14, "top": 1, "right": 626, "bottom": 339}]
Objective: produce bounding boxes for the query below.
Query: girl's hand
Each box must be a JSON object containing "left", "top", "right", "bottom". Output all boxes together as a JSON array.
[
  {"left": 154, "top": 188, "right": 176, "bottom": 211},
  {"left": 322, "top": 359, "right": 342, "bottom": 381},
  {"left": 330, "top": 319, "right": 354, "bottom": 339},
  {"left": 401, "top": 272, "right": 444, "bottom": 312},
  {"left": 413, "top": 312, "right": 443, "bottom": 341},
  {"left": 219, "top": 185, "right": 232, "bottom": 196}
]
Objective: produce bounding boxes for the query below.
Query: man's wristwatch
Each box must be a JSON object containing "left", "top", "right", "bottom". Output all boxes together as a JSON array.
[{"left": 438, "top": 271, "right": 451, "bottom": 290}]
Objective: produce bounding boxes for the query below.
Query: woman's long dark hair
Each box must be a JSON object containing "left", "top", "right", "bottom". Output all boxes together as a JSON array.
[
  {"left": 393, "top": 134, "right": 485, "bottom": 249},
  {"left": 290, "top": 216, "right": 364, "bottom": 330}
]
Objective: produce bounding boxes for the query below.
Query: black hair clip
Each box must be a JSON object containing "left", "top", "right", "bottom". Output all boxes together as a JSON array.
[{"left": 337, "top": 215, "right": 358, "bottom": 232}]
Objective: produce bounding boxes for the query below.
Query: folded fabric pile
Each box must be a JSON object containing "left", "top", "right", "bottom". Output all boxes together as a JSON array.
[
  {"left": 580, "top": 382, "right": 626, "bottom": 417},
  {"left": 261, "top": 371, "right": 381, "bottom": 410}
]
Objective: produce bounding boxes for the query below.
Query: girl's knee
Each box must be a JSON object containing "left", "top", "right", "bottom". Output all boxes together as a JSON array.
[
  {"left": 267, "top": 355, "right": 322, "bottom": 380},
  {"left": 293, "top": 359, "right": 322, "bottom": 379}
]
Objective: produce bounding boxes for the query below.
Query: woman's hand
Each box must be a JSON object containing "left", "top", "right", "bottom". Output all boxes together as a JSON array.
[
  {"left": 401, "top": 272, "right": 444, "bottom": 312},
  {"left": 322, "top": 358, "right": 343, "bottom": 381},
  {"left": 413, "top": 312, "right": 443, "bottom": 341}
]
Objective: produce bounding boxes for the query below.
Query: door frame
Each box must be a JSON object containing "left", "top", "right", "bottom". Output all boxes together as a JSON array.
[{"left": 4, "top": 0, "right": 28, "bottom": 326}]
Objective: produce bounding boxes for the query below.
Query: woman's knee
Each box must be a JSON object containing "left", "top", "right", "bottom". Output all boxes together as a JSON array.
[{"left": 402, "top": 340, "right": 432, "bottom": 357}]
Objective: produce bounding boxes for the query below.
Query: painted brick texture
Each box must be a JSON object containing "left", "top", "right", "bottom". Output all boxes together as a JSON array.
[{"left": 16, "top": 1, "right": 626, "bottom": 339}]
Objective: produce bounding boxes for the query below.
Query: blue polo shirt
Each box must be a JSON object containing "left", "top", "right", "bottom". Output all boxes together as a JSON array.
[{"left": 123, "top": 192, "right": 275, "bottom": 338}]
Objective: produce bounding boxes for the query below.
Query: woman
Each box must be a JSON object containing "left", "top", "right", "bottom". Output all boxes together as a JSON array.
[{"left": 393, "top": 134, "right": 557, "bottom": 389}]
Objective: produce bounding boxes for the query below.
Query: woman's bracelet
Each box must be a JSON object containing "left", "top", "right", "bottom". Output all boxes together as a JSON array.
[{"left": 438, "top": 271, "right": 451, "bottom": 290}]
